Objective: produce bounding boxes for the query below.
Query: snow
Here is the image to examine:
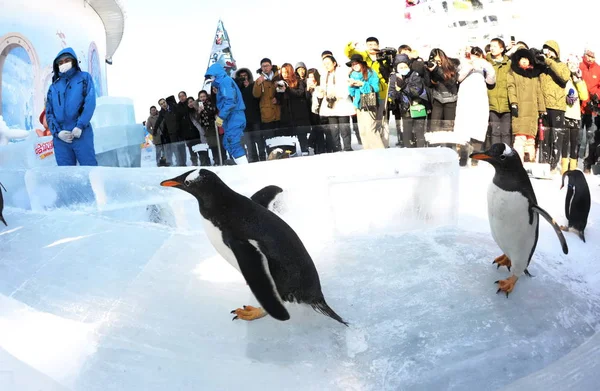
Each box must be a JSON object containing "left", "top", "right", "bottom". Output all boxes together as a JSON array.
[{"left": 0, "top": 147, "right": 599, "bottom": 391}]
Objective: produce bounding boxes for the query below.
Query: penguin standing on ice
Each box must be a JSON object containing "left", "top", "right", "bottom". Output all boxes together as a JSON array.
[
  {"left": 470, "top": 143, "right": 569, "bottom": 297},
  {"left": 160, "top": 169, "right": 348, "bottom": 325},
  {"left": 560, "top": 170, "right": 591, "bottom": 243},
  {"left": 0, "top": 181, "right": 7, "bottom": 226}
]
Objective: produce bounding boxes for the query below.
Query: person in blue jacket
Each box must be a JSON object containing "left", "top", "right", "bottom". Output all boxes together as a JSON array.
[
  {"left": 204, "top": 63, "right": 248, "bottom": 164},
  {"left": 46, "top": 47, "right": 98, "bottom": 166}
]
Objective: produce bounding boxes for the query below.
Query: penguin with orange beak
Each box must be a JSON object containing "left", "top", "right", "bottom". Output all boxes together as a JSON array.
[
  {"left": 470, "top": 143, "right": 569, "bottom": 297},
  {"left": 160, "top": 169, "right": 348, "bottom": 325}
]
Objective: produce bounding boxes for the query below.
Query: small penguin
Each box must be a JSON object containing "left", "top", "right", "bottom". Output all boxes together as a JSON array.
[
  {"left": 0, "top": 181, "right": 7, "bottom": 226},
  {"left": 250, "top": 185, "right": 283, "bottom": 210},
  {"left": 560, "top": 170, "right": 591, "bottom": 242},
  {"left": 160, "top": 169, "right": 348, "bottom": 325},
  {"left": 470, "top": 143, "right": 569, "bottom": 297}
]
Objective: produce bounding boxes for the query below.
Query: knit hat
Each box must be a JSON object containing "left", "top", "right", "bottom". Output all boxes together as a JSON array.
[
  {"left": 394, "top": 54, "right": 410, "bottom": 65},
  {"left": 584, "top": 48, "right": 595, "bottom": 58}
]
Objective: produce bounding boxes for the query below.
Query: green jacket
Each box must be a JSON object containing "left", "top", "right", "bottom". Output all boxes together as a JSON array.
[
  {"left": 344, "top": 42, "right": 387, "bottom": 101},
  {"left": 540, "top": 40, "right": 571, "bottom": 111},
  {"left": 486, "top": 54, "right": 511, "bottom": 113},
  {"left": 507, "top": 50, "right": 546, "bottom": 138}
]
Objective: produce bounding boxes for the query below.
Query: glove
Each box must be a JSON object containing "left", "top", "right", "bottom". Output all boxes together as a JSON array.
[
  {"left": 566, "top": 88, "right": 577, "bottom": 106},
  {"left": 510, "top": 104, "right": 518, "bottom": 118},
  {"left": 215, "top": 116, "right": 224, "bottom": 127},
  {"left": 57, "top": 130, "right": 73, "bottom": 143},
  {"left": 72, "top": 127, "right": 82, "bottom": 138}
]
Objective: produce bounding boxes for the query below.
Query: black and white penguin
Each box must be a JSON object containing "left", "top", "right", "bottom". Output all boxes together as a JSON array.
[
  {"left": 560, "top": 170, "right": 591, "bottom": 243},
  {"left": 470, "top": 143, "right": 569, "bottom": 297},
  {"left": 250, "top": 185, "right": 283, "bottom": 211},
  {"left": 160, "top": 169, "right": 348, "bottom": 325},
  {"left": 0, "top": 181, "right": 7, "bottom": 226}
]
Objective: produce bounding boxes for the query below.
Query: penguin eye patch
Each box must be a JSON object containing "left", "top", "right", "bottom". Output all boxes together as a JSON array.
[{"left": 500, "top": 154, "right": 506, "bottom": 160}]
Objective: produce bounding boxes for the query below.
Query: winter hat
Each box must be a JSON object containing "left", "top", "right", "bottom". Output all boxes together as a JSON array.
[
  {"left": 584, "top": 48, "right": 595, "bottom": 58},
  {"left": 394, "top": 54, "right": 410, "bottom": 66},
  {"left": 321, "top": 50, "right": 333, "bottom": 59},
  {"left": 295, "top": 62, "right": 307, "bottom": 70},
  {"left": 346, "top": 54, "right": 366, "bottom": 67}
]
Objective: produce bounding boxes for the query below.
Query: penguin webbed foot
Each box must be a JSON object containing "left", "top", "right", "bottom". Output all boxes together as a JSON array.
[
  {"left": 494, "top": 275, "right": 518, "bottom": 298},
  {"left": 230, "top": 305, "right": 267, "bottom": 322},
  {"left": 492, "top": 254, "right": 512, "bottom": 271}
]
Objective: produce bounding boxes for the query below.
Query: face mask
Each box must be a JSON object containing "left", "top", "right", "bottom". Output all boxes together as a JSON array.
[
  {"left": 399, "top": 69, "right": 410, "bottom": 76},
  {"left": 59, "top": 62, "right": 72, "bottom": 73}
]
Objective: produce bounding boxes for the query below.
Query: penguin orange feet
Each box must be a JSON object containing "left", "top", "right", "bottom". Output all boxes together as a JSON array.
[
  {"left": 495, "top": 275, "right": 519, "bottom": 298},
  {"left": 492, "top": 254, "right": 512, "bottom": 271},
  {"left": 231, "top": 305, "right": 267, "bottom": 321}
]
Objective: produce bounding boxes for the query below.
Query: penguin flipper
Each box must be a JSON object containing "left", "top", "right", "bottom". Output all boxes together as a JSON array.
[
  {"left": 531, "top": 205, "right": 569, "bottom": 255},
  {"left": 227, "top": 237, "right": 290, "bottom": 321},
  {"left": 564, "top": 186, "right": 573, "bottom": 221},
  {"left": 250, "top": 185, "right": 283, "bottom": 209}
]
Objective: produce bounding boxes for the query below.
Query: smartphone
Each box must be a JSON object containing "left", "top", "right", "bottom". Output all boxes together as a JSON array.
[{"left": 510, "top": 35, "right": 515, "bottom": 42}]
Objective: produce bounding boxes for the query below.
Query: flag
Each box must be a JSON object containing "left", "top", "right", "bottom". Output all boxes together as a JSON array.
[{"left": 205, "top": 19, "right": 237, "bottom": 77}]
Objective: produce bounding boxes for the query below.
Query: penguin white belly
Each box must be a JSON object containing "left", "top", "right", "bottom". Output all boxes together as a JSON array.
[
  {"left": 202, "top": 218, "right": 241, "bottom": 273},
  {"left": 487, "top": 183, "right": 538, "bottom": 276}
]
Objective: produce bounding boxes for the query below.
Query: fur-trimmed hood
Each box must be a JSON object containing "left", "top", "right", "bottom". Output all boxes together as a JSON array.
[
  {"left": 235, "top": 67, "right": 254, "bottom": 83},
  {"left": 510, "top": 48, "right": 543, "bottom": 78}
]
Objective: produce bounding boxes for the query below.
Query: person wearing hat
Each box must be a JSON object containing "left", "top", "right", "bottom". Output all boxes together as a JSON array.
[
  {"left": 580, "top": 48, "right": 600, "bottom": 172},
  {"left": 45, "top": 47, "right": 97, "bottom": 166},
  {"left": 348, "top": 54, "right": 384, "bottom": 150}
]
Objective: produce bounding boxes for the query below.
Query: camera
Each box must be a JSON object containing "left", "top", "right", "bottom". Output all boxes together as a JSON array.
[
  {"left": 276, "top": 80, "right": 286, "bottom": 86},
  {"left": 326, "top": 97, "right": 337, "bottom": 109},
  {"left": 376, "top": 47, "right": 397, "bottom": 63},
  {"left": 586, "top": 93, "right": 600, "bottom": 113}
]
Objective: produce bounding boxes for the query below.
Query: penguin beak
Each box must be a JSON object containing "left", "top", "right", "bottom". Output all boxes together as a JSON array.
[
  {"left": 160, "top": 180, "right": 181, "bottom": 187},
  {"left": 469, "top": 151, "right": 491, "bottom": 161}
]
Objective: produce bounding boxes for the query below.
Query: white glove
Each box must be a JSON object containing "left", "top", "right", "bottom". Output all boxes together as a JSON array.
[
  {"left": 58, "top": 130, "right": 73, "bottom": 143},
  {"left": 72, "top": 127, "right": 82, "bottom": 138}
]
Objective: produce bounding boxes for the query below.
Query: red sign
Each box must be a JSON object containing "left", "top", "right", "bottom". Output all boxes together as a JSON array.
[{"left": 35, "top": 139, "right": 54, "bottom": 160}]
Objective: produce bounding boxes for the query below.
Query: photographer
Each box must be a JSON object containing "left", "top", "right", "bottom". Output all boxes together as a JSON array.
[
  {"left": 425, "top": 48, "right": 460, "bottom": 132},
  {"left": 315, "top": 55, "right": 356, "bottom": 152}
]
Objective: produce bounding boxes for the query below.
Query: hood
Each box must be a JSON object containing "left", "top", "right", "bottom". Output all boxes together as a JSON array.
[
  {"left": 393, "top": 54, "right": 410, "bottom": 68},
  {"left": 543, "top": 40, "right": 560, "bottom": 58},
  {"left": 205, "top": 63, "right": 227, "bottom": 88},
  {"left": 295, "top": 62, "right": 307, "bottom": 70},
  {"left": 235, "top": 67, "right": 254, "bottom": 83},
  {"left": 52, "top": 47, "right": 80, "bottom": 80},
  {"left": 510, "top": 48, "right": 542, "bottom": 78}
]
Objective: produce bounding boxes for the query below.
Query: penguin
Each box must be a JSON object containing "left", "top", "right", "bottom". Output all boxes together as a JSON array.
[
  {"left": 560, "top": 170, "right": 591, "bottom": 243},
  {"left": 469, "top": 143, "right": 569, "bottom": 297},
  {"left": 250, "top": 185, "right": 283, "bottom": 210},
  {"left": 160, "top": 169, "right": 348, "bottom": 326},
  {"left": 0, "top": 181, "right": 7, "bottom": 226}
]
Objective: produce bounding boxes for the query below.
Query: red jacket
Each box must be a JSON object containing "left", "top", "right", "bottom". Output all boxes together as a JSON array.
[{"left": 580, "top": 60, "right": 600, "bottom": 113}]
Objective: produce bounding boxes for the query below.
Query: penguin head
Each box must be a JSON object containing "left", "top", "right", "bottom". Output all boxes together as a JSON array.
[
  {"left": 469, "top": 143, "right": 522, "bottom": 170},
  {"left": 560, "top": 169, "right": 583, "bottom": 190},
  {"left": 160, "top": 169, "right": 223, "bottom": 197}
]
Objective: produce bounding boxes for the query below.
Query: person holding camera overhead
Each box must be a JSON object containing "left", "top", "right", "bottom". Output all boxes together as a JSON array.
[
  {"left": 276, "top": 63, "right": 311, "bottom": 155},
  {"left": 425, "top": 48, "right": 460, "bottom": 132},
  {"left": 315, "top": 55, "right": 356, "bottom": 152},
  {"left": 348, "top": 54, "right": 384, "bottom": 150}
]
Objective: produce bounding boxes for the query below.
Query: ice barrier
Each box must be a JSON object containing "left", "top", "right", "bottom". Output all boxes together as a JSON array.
[{"left": 15, "top": 147, "right": 460, "bottom": 237}]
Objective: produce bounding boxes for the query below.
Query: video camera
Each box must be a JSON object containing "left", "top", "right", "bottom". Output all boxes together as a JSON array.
[
  {"left": 586, "top": 93, "right": 600, "bottom": 113},
  {"left": 376, "top": 47, "right": 397, "bottom": 64}
]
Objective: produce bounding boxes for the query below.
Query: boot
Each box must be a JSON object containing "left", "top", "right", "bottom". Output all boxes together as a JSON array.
[
  {"left": 569, "top": 158, "right": 578, "bottom": 171},
  {"left": 561, "top": 158, "right": 569, "bottom": 174},
  {"left": 513, "top": 135, "right": 526, "bottom": 161}
]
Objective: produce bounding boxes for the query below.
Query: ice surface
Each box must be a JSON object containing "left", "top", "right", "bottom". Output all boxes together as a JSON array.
[{"left": 1, "top": 148, "right": 599, "bottom": 391}]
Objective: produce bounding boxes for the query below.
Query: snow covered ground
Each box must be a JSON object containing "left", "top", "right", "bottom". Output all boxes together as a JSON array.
[{"left": 0, "top": 147, "right": 599, "bottom": 391}]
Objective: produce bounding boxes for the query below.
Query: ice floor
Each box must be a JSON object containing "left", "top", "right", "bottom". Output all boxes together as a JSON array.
[{"left": 1, "top": 148, "right": 599, "bottom": 391}]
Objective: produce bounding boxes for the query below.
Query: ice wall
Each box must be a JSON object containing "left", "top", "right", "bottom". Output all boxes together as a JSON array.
[{"left": 12, "top": 148, "right": 460, "bottom": 237}]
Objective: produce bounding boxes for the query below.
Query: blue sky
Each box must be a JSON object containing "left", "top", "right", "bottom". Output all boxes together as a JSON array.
[{"left": 106, "top": 0, "right": 599, "bottom": 123}]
